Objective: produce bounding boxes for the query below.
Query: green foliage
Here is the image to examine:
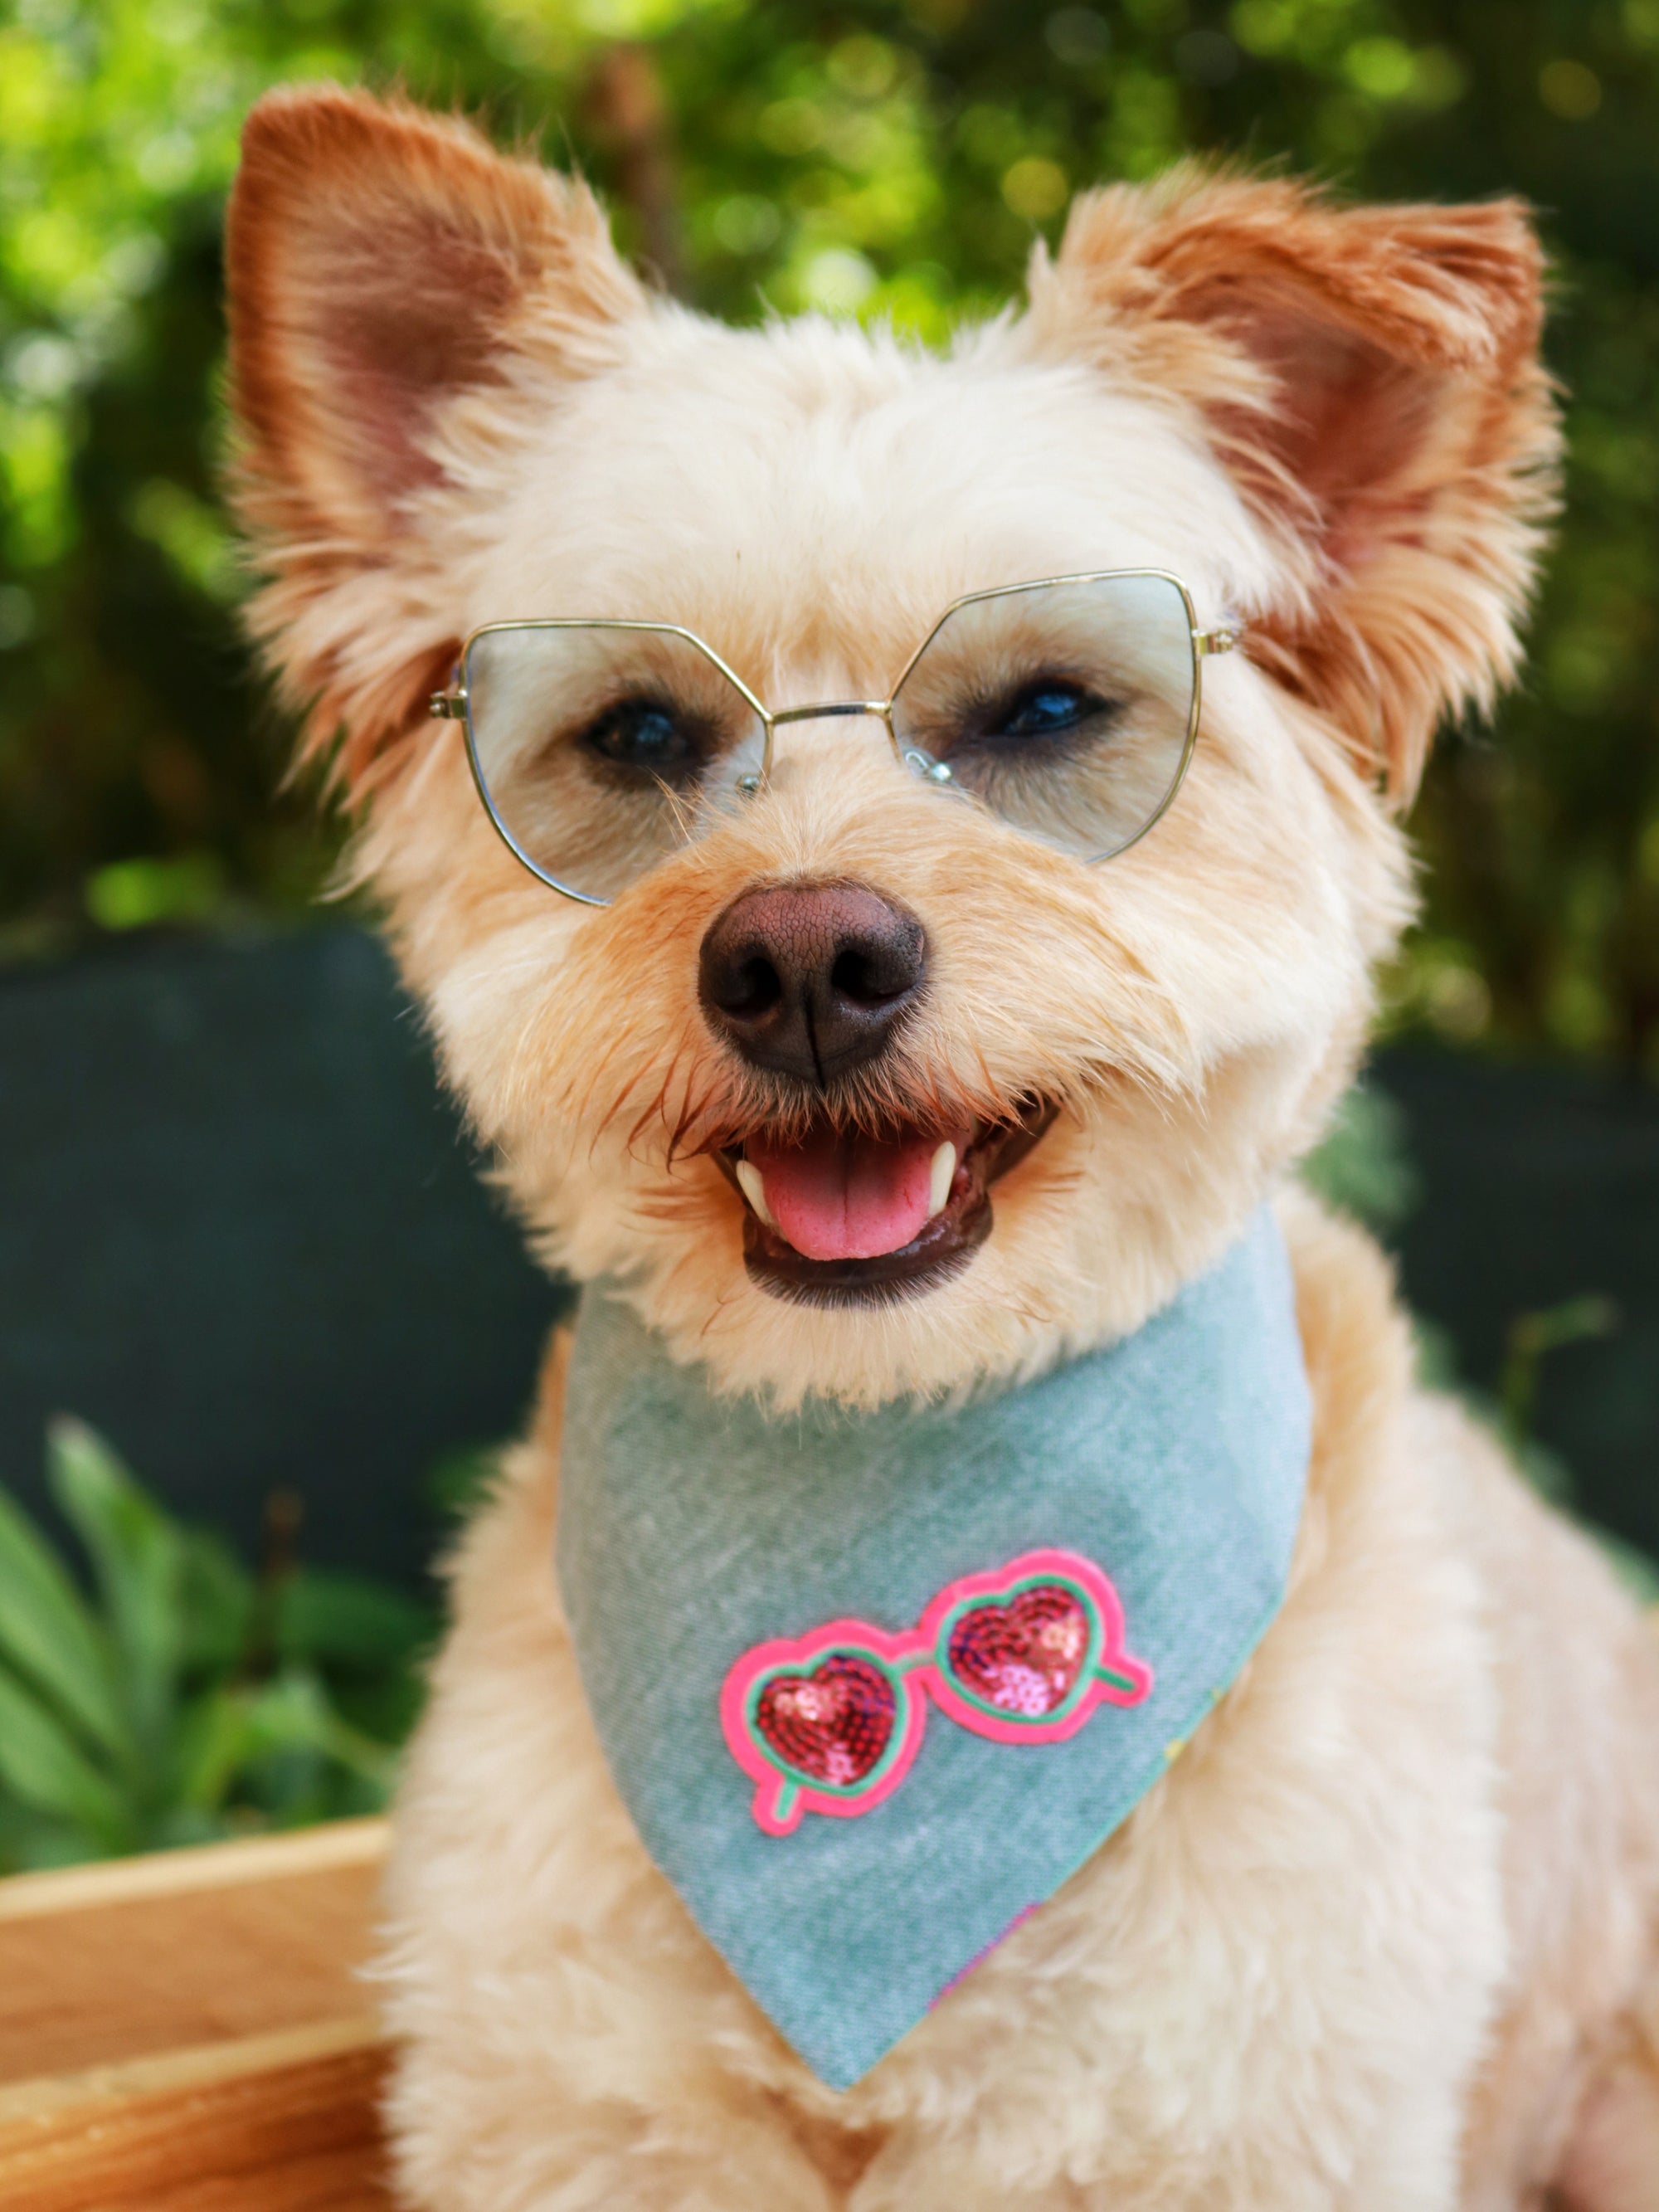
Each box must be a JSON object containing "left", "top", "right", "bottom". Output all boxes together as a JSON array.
[
  {"left": 1, "top": 0, "right": 1657, "bottom": 1069},
  {"left": 424, "top": 1441, "right": 500, "bottom": 1524},
  {"left": 1300, "top": 1082, "right": 1420, "bottom": 1234},
  {"left": 1497, "top": 1292, "right": 1620, "bottom": 1454},
  {"left": 0, "top": 1418, "right": 433, "bottom": 1873},
  {"left": 1481, "top": 1289, "right": 1659, "bottom": 1600}
]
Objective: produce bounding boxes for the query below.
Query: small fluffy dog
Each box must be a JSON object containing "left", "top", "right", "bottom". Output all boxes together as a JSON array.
[{"left": 226, "top": 86, "right": 1659, "bottom": 2210}]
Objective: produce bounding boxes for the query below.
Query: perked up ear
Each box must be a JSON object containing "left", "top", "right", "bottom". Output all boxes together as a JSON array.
[
  {"left": 226, "top": 83, "right": 643, "bottom": 539},
  {"left": 1026, "top": 168, "right": 1560, "bottom": 802},
  {"left": 224, "top": 85, "right": 643, "bottom": 789}
]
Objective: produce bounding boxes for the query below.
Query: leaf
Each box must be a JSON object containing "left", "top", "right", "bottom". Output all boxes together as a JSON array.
[
  {"left": 246, "top": 1669, "right": 398, "bottom": 1795},
  {"left": 0, "top": 1806, "right": 100, "bottom": 1877},
  {"left": 424, "top": 1445, "right": 497, "bottom": 1523},
  {"left": 178, "top": 1528, "right": 254, "bottom": 1674},
  {"left": 47, "top": 1419, "right": 183, "bottom": 1757},
  {"left": 1302, "top": 1084, "right": 1419, "bottom": 1235},
  {"left": 278, "top": 1571, "right": 434, "bottom": 1669},
  {"left": 0, "top": 1482, "right": 124, "bottom": 1756},
  {"left": 0, "top": 1666, "right": 128, "bottom": 1847},
  {"left": 329, "top": 1668, "right": 426, "bottom": 1751},
  {"left": 146, "top": 1805, "right": 236, "bottom": 1852},
  {"left": 173, "top": 1683, "right": 258, "bottom": 1812}
]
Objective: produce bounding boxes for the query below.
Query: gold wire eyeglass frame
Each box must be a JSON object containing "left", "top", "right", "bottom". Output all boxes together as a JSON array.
[{"left": 429, "top": 568, "right": 1241, "bottom": 908}]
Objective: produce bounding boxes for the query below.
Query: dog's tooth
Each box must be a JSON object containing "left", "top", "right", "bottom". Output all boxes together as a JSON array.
[
  {"left": 927, "top": 1142, "right": 957, "bottom": 1220},
  {"left": 735, "top": 1158, "right": 780, "bottom": 1232}
]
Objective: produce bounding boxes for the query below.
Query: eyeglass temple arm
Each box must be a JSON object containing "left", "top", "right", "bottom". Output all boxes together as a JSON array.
[{"left": 1194, "top": 623, "right": 1241, "bottom": 657}]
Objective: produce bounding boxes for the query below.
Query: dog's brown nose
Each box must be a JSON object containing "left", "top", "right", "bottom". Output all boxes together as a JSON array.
[{"left": 698, "top": 880, "right": 927, "bottom": 1086}]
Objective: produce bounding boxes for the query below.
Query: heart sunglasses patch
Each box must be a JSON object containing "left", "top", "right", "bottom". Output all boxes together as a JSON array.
[
  {"left": 720, "top": 1620, "right": 929, "bottom": 1836},
  {"left": 721, "top": 1548, "right": 1152, "bottom": 1834}
]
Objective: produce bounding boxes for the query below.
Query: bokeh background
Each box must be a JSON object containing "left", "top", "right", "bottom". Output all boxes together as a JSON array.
[
  {"left": 2, "top": 0, "right": 1657, "bottom": 1864},
  {"left": 5, "top": 0, "right": 1659, "bottom": 1055}
]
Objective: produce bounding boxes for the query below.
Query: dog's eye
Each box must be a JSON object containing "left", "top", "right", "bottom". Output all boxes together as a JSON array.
[
  {"left": 579, "top": 696, "right": 703, "bottom": 782},
  {"left": 990, "top": 681, "right": 1104, "bottom": 741}
]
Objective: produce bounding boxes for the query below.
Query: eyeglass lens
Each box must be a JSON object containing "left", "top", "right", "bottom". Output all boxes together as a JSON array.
[
  {"left": 890, "top": 572, "right": 1198, "bottom": 864},
  {"left": 462, "top": 623, "right": 767, "bottom": 903}
]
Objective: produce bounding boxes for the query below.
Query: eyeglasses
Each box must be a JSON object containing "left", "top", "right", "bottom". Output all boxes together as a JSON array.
[
  {"left": 430, "top": 571, "right": 1239, "bottom": 908},
  {"left": 720, "top": 1547, "right": 1152, "bottom": 1836}
]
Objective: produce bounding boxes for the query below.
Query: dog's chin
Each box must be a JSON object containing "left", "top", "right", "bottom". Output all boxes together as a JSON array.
[{"left": 721, "top": 1099, "right": 1058, "bottom": 1310}]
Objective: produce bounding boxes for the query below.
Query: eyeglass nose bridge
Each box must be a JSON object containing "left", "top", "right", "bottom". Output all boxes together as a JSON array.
[{"left": 742, "top": 700, "right": 956, "bottom": 795}]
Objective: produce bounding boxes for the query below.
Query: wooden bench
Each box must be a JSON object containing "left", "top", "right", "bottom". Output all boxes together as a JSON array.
[{"left": 0, "top": 1821, "right": 392, "bottom": 2210}]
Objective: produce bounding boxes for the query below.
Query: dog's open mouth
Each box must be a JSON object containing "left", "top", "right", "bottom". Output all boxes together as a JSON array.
[{"left": 719, "top": 1099, "right": 1056, "bottom": 1306}]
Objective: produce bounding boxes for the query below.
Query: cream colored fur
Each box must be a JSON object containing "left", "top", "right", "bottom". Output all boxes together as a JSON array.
[
  {"left": 221, "top": 90, "right": 1659, "bottom": 2208},
  {"left": 378, "top": 1201, "right": 1659, "bottom": 2211}
]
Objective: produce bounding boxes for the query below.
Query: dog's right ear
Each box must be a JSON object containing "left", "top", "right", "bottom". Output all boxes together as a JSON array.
[
  {"left": 227, "top": 84, "right": 640, "bottom": 545},
  {"left": 225, "top": 86, "right": 642, "bottom": 787}
]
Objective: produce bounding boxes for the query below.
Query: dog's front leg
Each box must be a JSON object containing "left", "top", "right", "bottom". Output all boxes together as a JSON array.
[
  {"left": 379, "top": 1337, "right": 843, "bottom": 2212},
  {"left": 844, "top": 2081, "right": 1471, "bottom": 2212},
  {"left": 845, "top": 2067, "right": 1472, "bottom": 2212}
]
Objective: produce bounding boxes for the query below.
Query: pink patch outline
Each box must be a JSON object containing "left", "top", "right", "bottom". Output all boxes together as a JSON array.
[
  {"left": 719, "top": 1548, "right": 1153, "bottom": 1834},
  {"left": 917, "top": 1547, "right": 1153, "bottom": 1745},
  {"left": 719, "top": 1620, "right": 927, "bottom": 1837}
]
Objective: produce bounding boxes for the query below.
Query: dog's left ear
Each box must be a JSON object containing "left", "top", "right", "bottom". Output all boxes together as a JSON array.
[
  {"left": 1026, "top": 168, "right": 1559, "bottom": 801},
  {"left": 225, "top": 85, "right": 644, "bottom": 790}
]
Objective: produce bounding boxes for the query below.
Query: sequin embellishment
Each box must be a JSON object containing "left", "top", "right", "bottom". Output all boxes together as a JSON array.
[
  {"left": 948, "top": 1586, "right": 1088, "bottom": 1715},
  {"left": 721, "top": 1620, "right": 929, "bottom": 1836},
  {"left": 920, "top": 1552, "right": 1153, "bottom": 1746},
  {"left": 721, "top": 1549, "right": 1152, "bottom": 1833},
  {"left": 755, "top": 1656, "right": 897, "bottom": 1786}
]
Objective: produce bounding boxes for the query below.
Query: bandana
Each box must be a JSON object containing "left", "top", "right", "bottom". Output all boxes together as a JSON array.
[{"left": 556, "top": 1206, "right": 1310, "bottom": 2089}]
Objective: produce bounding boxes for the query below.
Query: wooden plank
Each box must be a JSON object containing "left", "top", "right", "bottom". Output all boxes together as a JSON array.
[
  {"left": 0, "top": 1820, "right": 387, "bottom": 1922},
  {"left": 0, "top": 1824, "right": 389, "bottom": 2087},
  {"left": 0, "top": 1825, "right": 397, "bottom": 2207},
  {"left": 0, "top": 2020, "right": 392, "bottom": 2212},
  {"left": 0, "top": 2015, "right": 378, "bottom": 2126}
]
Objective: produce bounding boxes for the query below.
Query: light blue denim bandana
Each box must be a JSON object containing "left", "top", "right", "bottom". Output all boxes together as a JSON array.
[{"left": 556, "top": 1207, "right": 1310, "bottom": 2089}]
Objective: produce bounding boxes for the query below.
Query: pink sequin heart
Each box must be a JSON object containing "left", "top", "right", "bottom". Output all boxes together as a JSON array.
[
  {"left": 754, "top": 1654, "right": 897, "bottom": 1786},
  {"left": 946, "top": 1585, "right": 1091, "bottom": 1717}
]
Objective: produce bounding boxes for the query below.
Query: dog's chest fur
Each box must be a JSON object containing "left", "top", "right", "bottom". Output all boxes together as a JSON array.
[{"left": 377, "top": 1199, "right": 1653, "bottom": 2209}]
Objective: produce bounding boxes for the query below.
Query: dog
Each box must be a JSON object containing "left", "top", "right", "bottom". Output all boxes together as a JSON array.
[{"left": 225, "top": 85, "right": 1659, "bottom": 2210}]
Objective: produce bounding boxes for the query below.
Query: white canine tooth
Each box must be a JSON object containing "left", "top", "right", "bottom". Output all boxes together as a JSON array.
[
  {"left": 736, "top": 1158, "right": 779, "bottom": 1232},
  {"left": 927, "top": 1142, "right": 957, "bottom": 1220}
]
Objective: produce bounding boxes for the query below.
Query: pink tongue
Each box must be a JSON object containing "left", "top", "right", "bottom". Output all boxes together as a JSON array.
[{"left": 747, "top": 1128, "right": 946, "bottom": 1262}]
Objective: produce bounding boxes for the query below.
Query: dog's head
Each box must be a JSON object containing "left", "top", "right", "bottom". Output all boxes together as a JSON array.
[{"left": 225, "top": 87, "right": 1554, "bottom": 1407}]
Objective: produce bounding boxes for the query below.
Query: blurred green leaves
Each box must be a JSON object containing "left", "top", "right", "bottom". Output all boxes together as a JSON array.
[
  {"left": 2, "top": 0, "right": 1657, "bottom": 1068},
  {"left": 0, "top": 1418, "right": 432, "bottom": 1873},
  {"left": 1301, "top": 1082, "right": 1421, "bottom": 1235}
]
